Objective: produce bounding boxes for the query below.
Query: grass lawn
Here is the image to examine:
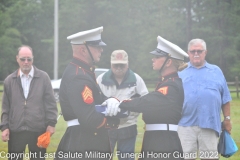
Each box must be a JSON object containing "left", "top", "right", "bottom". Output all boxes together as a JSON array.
[{"left": 0, "top": 91, "right": 239, "bottom": 160}]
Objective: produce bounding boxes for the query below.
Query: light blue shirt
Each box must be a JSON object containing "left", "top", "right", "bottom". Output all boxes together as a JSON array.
[{"left": 178, "top": 61, "right": 231, "bottom": 135}]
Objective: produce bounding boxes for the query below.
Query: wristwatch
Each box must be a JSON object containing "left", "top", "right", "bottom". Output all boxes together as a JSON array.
[{"left": 224, "top": 116, "right": 231, "bottom": 120}]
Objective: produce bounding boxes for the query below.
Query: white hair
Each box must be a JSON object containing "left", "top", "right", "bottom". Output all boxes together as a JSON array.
[{"left": 188, "top": 39, "right": 207, "bottom": 50}]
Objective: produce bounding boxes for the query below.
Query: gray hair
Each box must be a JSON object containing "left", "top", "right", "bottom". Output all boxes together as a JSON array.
[{"left": 188, "top": 39, "right": 207, "bottom": 50}]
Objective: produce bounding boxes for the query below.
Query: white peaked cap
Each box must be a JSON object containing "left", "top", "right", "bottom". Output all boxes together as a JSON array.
[
  {"left": 67, "top": 26, "right": 106, "bottom": 46},
  {"left": 150, "top": 36, "right": 188, "bottom": 60}
]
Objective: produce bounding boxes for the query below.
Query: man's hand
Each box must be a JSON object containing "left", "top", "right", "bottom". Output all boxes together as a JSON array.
[
  {"left": 1, "top": 129, "right": 10, "bottom": 142},
  {"left": 222, "top": 102, "right": 231, "bottom": 133},
  {"left": 46, "top": 126, "right": 55, "bottom": 136},
  {"left": 102, "top": 98, "right": 120, "bottom": 116},
  {"left": 222, "top": 120, "right": 232, "bottom": 134}
]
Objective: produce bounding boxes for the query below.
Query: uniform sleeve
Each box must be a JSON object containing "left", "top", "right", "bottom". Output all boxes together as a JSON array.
[
  {"left": 0, "top": 81, "right": 10, "bottom": 131},
  {"left": 66, "top": 76, "right": 108, "bottom": 129},
  {"left": 43, "top": 74, "right": 58, "bottom": 127},
  {"left": 119, "top": 84, "right": 178, "bottom": 113}
]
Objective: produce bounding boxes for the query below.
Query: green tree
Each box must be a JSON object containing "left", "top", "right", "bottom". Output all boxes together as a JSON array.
[
  {"left": 0, "top": 0, "right": 21, "bottom": 80},
  {"left": 184, "top": 0, "right": 240, "bottom": 80},
  {"left": 1, "top": 0, "right": 240, "bottom": 81}
]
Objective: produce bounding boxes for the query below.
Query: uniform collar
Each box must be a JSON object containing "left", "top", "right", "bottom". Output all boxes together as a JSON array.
[
  {"left": 160, "top": 72, "right": 179, "bottom": 82},
  {"left": 71, "top": 56, "right": 95, "bottom": 73}
]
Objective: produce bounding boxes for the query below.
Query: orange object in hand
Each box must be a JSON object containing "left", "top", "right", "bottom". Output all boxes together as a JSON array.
[{"left": 37, "top": 131, "right": 51, "bottom": 148}]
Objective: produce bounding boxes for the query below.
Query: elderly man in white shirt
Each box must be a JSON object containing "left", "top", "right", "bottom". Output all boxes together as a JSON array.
[{"left": 97, "top": 50, "right": 148, "bottom": 160}]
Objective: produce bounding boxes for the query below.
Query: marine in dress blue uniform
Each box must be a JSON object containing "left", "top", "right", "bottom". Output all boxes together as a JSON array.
[
  {"left": 55, "top": 27, "right": 119, "bottom": 160},
  {"left": 117, "top": 36, "right": 189, "bottom": 160}
]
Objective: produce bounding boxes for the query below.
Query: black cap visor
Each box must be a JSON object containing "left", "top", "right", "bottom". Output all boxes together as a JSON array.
[
  {"left": 150, "top": 48, "right": 169, "bottom": 56},
  {"left": 86, "top": 40, "right": 106, "bottom": 46}
]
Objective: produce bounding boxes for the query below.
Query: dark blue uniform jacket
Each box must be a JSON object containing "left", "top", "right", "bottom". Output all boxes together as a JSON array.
[{"left": 56, "top": 57, "right": 119, "bottom": 160}]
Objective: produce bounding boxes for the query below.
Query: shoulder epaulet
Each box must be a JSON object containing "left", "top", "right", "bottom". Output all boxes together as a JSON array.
[{"left": 70, "top": 62, "right": 86, "bottom": 76}]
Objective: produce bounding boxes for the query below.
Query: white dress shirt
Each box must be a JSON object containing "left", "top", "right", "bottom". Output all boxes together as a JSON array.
[{"left": 20, "top": 66, "right": 34, "bottom": 99}]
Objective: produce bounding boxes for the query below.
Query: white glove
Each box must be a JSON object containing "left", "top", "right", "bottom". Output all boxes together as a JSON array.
[{"left": 102, "top": 98, "right": 120, "bottom": 116}]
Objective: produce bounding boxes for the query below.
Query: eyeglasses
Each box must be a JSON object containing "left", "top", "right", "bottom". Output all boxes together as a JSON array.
[
  {"left": 189, "top": 50, "right": 205, "bottom": 54},
  {"left": 19, "top": 57, "right": 33, "bottom": 62},
  {"left": 112, "top": 64, "right": 126, "bottom": 69}
]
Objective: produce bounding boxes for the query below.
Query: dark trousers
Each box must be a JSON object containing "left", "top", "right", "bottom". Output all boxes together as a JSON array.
[
  {"left": 108, "top": 125, "right": 137, "bottom": 160},
  {"left": 8, "top": 131, "right": 46, "bottom": 160},
  {"left": 110, "top": 135, "right": 137, "bottom": 160}
]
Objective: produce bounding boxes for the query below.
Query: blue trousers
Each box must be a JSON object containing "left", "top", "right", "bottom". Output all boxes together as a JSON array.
[{"left": 109, "top": 125, "right": 137, "bottom": 160}]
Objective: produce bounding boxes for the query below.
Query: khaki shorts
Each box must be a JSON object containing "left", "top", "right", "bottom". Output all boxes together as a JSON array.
[{"left": 177, "top": 126, "right": 219, "bottom": 159}]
